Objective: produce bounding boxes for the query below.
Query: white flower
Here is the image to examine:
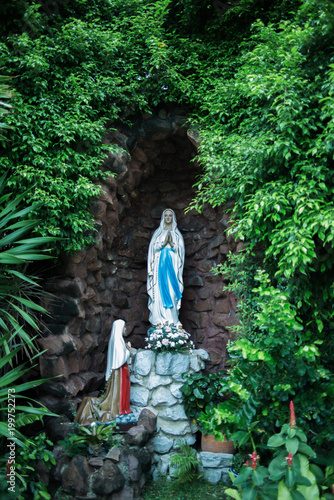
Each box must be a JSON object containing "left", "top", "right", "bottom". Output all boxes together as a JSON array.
[
  {"left": 162, "top": 338, "right": 169, "bottom": 346},
  {"left": 156, "top": 341, "right": 162, "bottom": 348},
  {"left": 170, "top": 342, "right": 175, "bottom": 347}
]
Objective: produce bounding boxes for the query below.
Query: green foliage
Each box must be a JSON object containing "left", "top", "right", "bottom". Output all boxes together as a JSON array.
[
  {"left": 180, "top": 370, "right": 225, "bottom": 432},
  {"left": 199, "top": 264, "right": 334, "bottom": 448},
  {"left": 0, "top": 0, "right": 303, "bottom": 254},
  {"left": 168, "top": 440, "right": 202, "bottom": 483},
  {"left": 1, "top": 432, "right": 56, "bottom": 500},
  {"left": 225, "top": 415, "right": 319, "bottom": 499},
  {"left": 0, "top": 331, "right": 57, "bottom": 448},
  {"left": 0, "top": 0, "right": 186, "bottom": 254},
  {"left": 59, "top": 421, "right": 119, "bottom": 457},
  {"left": 0, "top": 174, "right": 58, "bottom": 354},
  {"left": 0, "top": 74, "right": 13, "bottom": 138},
  {"left": 190, "top": 0, "right": 334, "bottom": 451}
]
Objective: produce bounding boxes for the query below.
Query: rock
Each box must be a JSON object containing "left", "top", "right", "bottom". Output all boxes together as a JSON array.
[
  {"left": 193, "top": 300, "right": 213, "bottom": 312},
  {"left": 135, "top": 447, "right": 151, "bottom": 472},
  {"left": 92, "top": 461, "right": 125, "bottom": 496},
  {"left": 200, "top": 452, "right": 233, "bottom": 468},
  {"left": 39, "top": 356, "right": 70, "bottom": 380},
  {"left": 88, "top": 457, "right": 104, "bottom": 467},
  {"left": 133, "top": 350, "right": 154, "bottom": 376},
  {"left": 146, "top": 373, "right": 172, "bottom": 390},
  {"left": 110, "top": 485, "right": 134, "bottom": 500},
  {"left": 106, "top": 446, "right": 121, "bottom": 462},
  {"left": 152, "top": 436, "right": 174, "bottom": 454},
  {"left": 187, "top": 128, "right": 202, "bottom": 148},
  {"left": 45, "top": 277, "right": 86, "bottom": 297},
  {"left": 178, "top": 434, "right": 196, "bottom": 447},
  {"left": 184, "top": 273, "right": 204, "bottom": 287},
  {"left": 159, "top": 404, "right": 188, "bottom": 421},
  {"left": 155, "top": 353, "right": 190, "bottom": 376},
  {"left": 61, "top": 455, "right": 93, "bottom": 495},
  {"left": 157, "top": 418, "right": 192, "bottom": 436},
  {"left": 207, "top": 349, "right": 222, "bottom": 366},
  {"left": 170, "top": 383, "right": 183, "bottom": 399},
  {"left": 45, "top": 416, "right": 75, "bottom": 442},
  {"left": 142, "top": 117, "right": 172, "bottom": 140},
  {"left": 128, "top": 454, "right": 141, "bottom": 481},
  {"left": 215, "top": 299, "right": 230, "bottom": 314},
  {"left": 52, "top": 445, "right": 71, "bottom": 482},
  {"left": 189, "top": 353, "right": 205, "bottom": 372},
  {"left": 49, "top": 297, "right": 80, "bottom": 318},
  {"left": 137, "top": 408, "right": 157, "bottom": 434},
  {"left": 151, "top": 386, "right": 178, "bottom": 407},
  {"left": 130, "top": 386, "right": 150, "bottom": 406},
  {"left": 125, "top": 425, "right": 150, "bottom": 446},
  {"left": 200, "top": 466, "right": 223, "bottom": 484}
]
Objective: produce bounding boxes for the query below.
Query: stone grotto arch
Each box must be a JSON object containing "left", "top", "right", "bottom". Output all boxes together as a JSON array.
[{"left": 37, "top": 108, "right": 241, "bottom": 414}]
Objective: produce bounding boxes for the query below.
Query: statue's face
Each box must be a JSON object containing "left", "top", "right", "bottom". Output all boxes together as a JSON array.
[{"left": 164, "top": 210, "right": 173, "bottom": 226}]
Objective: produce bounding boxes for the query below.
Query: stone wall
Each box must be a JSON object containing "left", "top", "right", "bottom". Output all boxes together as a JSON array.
[
  {"left": 38, "top": 109, "right": 240, "bottom": 413},
  {"left": 129, "top": 348, "right": 210, "bottom": 476},
  {"left": 129, "top": 348, "right": 233, "bottom": 483}
]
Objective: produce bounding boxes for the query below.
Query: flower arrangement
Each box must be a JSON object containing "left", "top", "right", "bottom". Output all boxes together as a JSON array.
[{"left": 145, "top": 323, "right": 194, "bottom": 353}]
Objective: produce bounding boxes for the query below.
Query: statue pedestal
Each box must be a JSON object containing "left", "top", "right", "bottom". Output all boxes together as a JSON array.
[{"left": 129, "top": 348, "right": 210, "bottom": 479}]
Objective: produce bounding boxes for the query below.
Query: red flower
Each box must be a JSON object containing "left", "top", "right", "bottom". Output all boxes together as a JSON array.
[
  {"left": 289, "top": 401, "right": 296, "bottom": 428},
  {"left": 244, "top": 460, "right": 250, "bottom": 467},
  {"left": 249, "top": 451, "right": 260, "bottom": 470},
  {"left": 286, "top": 452, "right": 293, "bottom": 468}
]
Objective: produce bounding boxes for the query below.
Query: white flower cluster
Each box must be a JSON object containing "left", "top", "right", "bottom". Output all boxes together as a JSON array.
[{"left": 145, "top": 322, "right": 194, "bottom": 353}]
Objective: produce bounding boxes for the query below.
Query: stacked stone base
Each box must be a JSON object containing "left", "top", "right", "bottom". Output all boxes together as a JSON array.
[
  {"left": 199, "top": 451, "right": 233, "bottom": 484},
  {"left": 130, "top": 348, "right": 234, "bottom": 480}
]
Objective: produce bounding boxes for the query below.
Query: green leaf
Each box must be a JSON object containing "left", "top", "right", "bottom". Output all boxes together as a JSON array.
[
  {"left": 268, "top": 434, "right": 286, "bottom": 448},
  {"left": 286, "top": 469, "right": 295, "bottom": 489},
  {"left": 242, "top": 484, "right": 258, "bottom": 500},
  {"left": 290, "top": 491, "right": 307, "bottom": 500},
  {"left": 297, "top": 443, "right": 316, "bottom": 458},
  {"left": 278, "top": 480, "right": 293, "bottom": 500},
  {"left": 225, "top": 489, "right": 242, "bottom": 500},
  {"left": 286, "top": 437, "right": 299, "bottom": 455},
  {"left": 234, "top": 467, "right": 252, "bottom": 486}
]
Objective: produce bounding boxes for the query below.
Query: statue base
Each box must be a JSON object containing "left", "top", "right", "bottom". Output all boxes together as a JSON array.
[{"left": 129, "top": 348, "right": 212, "bottom": 479}]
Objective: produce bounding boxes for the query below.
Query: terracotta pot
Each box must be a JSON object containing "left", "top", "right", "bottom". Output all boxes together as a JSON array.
[{"left": 201, "top": 433, "right": 235, "bottom": 454}]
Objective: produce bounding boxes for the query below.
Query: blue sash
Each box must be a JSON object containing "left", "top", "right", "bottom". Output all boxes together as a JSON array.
[{"left": 158, "top": 247, "right": 182, "bottom": 308}]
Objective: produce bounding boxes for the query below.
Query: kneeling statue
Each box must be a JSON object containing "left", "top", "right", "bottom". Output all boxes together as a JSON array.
[{"left": 75, "top": 319, "right": 132, "bottom": 425}]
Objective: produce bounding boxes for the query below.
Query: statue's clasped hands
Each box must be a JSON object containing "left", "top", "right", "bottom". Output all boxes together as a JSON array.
[{"left": 162, "top": 231, "right": 174, "bottom": 249}]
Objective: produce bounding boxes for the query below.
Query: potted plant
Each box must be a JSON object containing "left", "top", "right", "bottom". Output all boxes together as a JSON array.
[
  {"left": 198, "top": 405, "right": 235, "bottom": 454},
  {"left": 180, "top": 371, "right": 235, "bottom": 454}
]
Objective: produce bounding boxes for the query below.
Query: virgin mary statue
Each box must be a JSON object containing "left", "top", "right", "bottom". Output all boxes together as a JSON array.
[
  {"left": 147, "top": 209, "right": 185, "bottom": 326},
  {"left": 75, "top": 319, "right": 132, "bottom": 425}
]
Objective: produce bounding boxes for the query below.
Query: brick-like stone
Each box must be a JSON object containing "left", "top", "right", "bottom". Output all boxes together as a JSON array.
[
  {"left": 133, "top": 350, "right": 154, "bottom": 376},
  {"left": 151, "top": 387, "right": 178, "bottom": 407},
  {"left": 152, "top": 435, "right": 174, "bottom": 453},
  {"left": 130, "top": 386, "right": 150, "bottom": 406},
  {"left": 200, "top": 452, "right": 233, "bottom": 468},
  {"left": 159, "top": 404, "right": 188, "bottom": 421},
  {"left": 155, "top": 353, "right": 190, "bottom": 376}
]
